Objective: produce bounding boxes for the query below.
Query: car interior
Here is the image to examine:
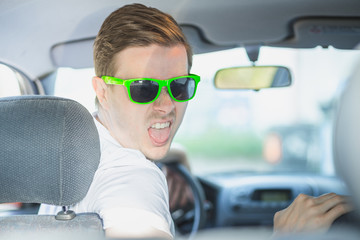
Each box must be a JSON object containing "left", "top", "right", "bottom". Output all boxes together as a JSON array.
[{"left": 0, "top": 0, "right": 360, "bottom": 239}]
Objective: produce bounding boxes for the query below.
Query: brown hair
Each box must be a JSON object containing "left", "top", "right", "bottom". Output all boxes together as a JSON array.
[{"left": 93, "top": 3, "right": 193, "bottom": 77}]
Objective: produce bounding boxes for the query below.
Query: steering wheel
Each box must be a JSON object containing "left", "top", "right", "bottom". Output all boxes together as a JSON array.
[
  {"left": 331, "top": 210, "right": 359, "bottom": 229},
  {"left": 164, "top": 162, "right": 206, "bottom": 239}
]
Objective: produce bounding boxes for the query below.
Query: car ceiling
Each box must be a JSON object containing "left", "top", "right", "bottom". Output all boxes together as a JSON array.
[{"left": 0, "top": 0, "right": 360, "bottom": 80}]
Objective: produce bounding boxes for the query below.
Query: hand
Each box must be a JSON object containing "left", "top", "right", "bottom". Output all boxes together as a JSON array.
[
  {"left": 159, "top": 145, "right": 193, "bottom": 212},
  {"left": 273, "top": 193, "right": 353, "bottom": 235},
  {"left": 165, "top": 166, "right": 193, "bottom": 212}
]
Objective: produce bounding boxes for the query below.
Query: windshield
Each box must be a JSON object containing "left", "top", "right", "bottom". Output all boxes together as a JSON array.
[{"left": 54, "top": 46, "right": 360, "bottom": 176}]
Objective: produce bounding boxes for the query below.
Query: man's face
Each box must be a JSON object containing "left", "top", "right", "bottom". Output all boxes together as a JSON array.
[{"left": 100, "top": 44, "right": 188, "bottom": 160}]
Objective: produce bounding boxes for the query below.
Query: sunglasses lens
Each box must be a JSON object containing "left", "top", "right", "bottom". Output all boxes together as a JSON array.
[
  {"left": 170, "top": 77, "right": 196, "bottom": 101},
  {"left": 130, "top": 80, "right": 159, "bottom": 103}
]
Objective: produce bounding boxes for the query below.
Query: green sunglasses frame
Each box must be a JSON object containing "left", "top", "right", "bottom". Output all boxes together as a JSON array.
[{"left": 101, "top": 74, "right": 200, "bottom": 104}]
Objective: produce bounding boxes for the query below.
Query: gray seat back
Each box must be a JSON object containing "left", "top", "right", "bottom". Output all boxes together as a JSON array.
[{"left": 0, "top": 95, "right": 103, "bottom": 235}]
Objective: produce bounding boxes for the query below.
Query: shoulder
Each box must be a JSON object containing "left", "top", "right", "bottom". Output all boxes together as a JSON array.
[
  {"left": 93, "top": 157, "right": 168, "bottom": 202},
  {"left": 83, "top": 145, "right": 169, "bottom": 210}
]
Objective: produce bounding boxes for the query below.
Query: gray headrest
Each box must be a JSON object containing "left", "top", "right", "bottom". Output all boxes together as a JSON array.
[
  {"left": 333, "top": 65, "right": 360, "bottom": 213},
  {"left": 0, "top": 95, "right": 100, "bottom": 206}
]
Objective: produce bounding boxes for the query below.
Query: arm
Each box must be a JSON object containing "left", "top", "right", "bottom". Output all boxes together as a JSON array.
[
  {"left": 88, "top": 150, "right": 175, "bottom": 239},
  {"left": 98, "top": 186, "right": 174, "bottom": 239},
  {"left": 106, "top": 225, "right": 172, "bottom": 239}
]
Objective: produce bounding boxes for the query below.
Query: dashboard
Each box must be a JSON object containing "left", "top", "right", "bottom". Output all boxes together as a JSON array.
[{"left": 198, "top": 172, "right": 349, "bottom": 228}]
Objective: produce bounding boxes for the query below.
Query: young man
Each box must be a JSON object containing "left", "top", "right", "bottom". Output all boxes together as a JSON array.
[
  {"left": 39, "top": 3, "right": 351, "bottom": 239},
  {"left": 40, "top": 4, "right": 197, "bottom": 239}
]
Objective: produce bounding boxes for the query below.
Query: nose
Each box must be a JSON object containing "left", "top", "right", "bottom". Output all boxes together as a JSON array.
[{"left": 153, "top": 87, "right": 175, "bottom": 114}]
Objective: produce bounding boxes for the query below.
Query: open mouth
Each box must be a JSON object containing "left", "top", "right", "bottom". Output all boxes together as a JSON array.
[{"left": 148, "top": 121, "right": 172, "bottom": 146}]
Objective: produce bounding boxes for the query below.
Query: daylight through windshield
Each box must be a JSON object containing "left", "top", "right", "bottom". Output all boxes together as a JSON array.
[{"left": 54, "top": 46, "right": 360, "bottom": 176}]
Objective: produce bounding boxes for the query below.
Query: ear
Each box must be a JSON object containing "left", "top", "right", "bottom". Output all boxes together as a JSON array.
[{"left": 92, "top": 76, "right": 109, "bottom": 110}]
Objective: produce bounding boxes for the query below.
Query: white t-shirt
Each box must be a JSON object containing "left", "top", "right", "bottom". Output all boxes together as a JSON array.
[{"left": 38, "top": 116, "right": 175, "bottom": 237}]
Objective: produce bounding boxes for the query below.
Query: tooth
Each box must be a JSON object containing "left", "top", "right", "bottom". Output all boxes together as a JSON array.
[{"left": 151, "top": 122, "right": 170, "bottom": 129}]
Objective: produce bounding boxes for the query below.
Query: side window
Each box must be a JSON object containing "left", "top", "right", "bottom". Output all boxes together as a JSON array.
[{"left": 0, "top": 63, "right": 35, "bottom": 97}]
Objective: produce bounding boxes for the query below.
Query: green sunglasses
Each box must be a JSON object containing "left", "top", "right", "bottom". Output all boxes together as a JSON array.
[{"left": 101, "top": 74, "right": 200, "bottom": 104}]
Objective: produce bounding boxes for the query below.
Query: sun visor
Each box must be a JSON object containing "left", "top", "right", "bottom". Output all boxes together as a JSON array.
[
  {"left": 181, "top": 25, "right": 236, "bottom": 54},
  {"left": 50, "top": 25, "right": 236, "bottom": 69},
  {"left": 51, "top": 38, "right": 95, "bottom": 69},
  {"left": 271, "top": 18, "right": 360, "bottom": 49}
]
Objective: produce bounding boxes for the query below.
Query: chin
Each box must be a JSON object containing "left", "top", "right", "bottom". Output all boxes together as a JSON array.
[{"left": 145, "top": 145, "right": 170, "bottom": 161}]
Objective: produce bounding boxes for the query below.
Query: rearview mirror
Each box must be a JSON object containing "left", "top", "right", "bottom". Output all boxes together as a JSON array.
[{"left": 214, "top": 66, "right": 292, "bottom": 90}]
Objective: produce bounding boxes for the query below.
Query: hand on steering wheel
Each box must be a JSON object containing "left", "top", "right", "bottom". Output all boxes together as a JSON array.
[{"left": 163, "top": 162, "right": 206, "bottom": 239}]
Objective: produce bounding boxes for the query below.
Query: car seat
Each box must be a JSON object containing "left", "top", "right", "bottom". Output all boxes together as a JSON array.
[
  {"left": 333, "top": 63, "right": 360, "bottom": 219},
  {"left": 0, "top": 95, "right": 104, "bottom": 239}
]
